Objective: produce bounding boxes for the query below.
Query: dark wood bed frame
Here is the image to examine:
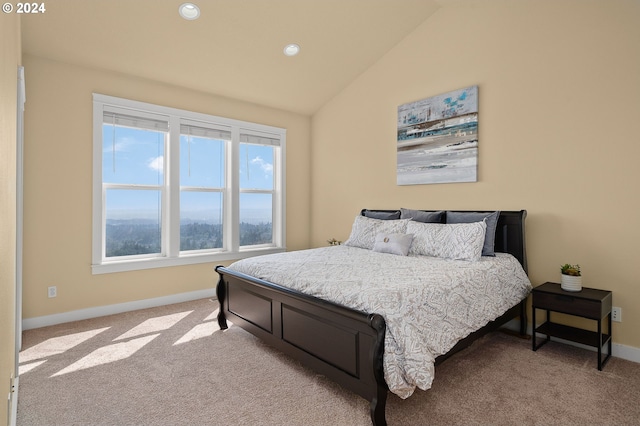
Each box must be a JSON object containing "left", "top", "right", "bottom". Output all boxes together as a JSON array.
[{"left": 215, "top": 210, "right": 528, "bottom": 425}]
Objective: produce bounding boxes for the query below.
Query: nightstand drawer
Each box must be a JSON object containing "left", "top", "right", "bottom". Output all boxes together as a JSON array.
[{"left": 533, "top": 292, "right": 608, "bottom": 319}]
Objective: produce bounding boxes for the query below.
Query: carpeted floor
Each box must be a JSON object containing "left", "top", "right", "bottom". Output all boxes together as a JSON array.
[{"left": 17, "top": 298, "right": 640, "bottom": 425}]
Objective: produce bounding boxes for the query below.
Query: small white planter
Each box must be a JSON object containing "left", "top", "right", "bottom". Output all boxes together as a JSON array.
[{"left": 561, "top": 274, "right": 582, "bottom": 292}]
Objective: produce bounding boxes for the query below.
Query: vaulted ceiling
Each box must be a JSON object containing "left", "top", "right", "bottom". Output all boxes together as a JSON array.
[{"left": 21, "top": 0, "right": 441, "bottom": 115}]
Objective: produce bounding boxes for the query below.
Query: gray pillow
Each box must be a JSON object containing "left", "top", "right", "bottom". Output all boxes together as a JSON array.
[
  {"left": 400, "top": 208, "right": 444, "bottom": 223},
  {"left": 363, "top": 210, "right": 401, "bottom": 220},
  {"left": 406, "top": 221, "right": 486, "bottom": 261},
  {"left": 372, "top": 233, "right": 414, "bottom": 256},
  {"left": 445, "top": 211, "right": 500, "bottom": 256}
]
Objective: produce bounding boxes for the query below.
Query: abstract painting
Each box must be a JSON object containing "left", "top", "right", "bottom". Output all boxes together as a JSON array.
[{"left": 397, "top": 86, "right": 478, "bottom": 185}]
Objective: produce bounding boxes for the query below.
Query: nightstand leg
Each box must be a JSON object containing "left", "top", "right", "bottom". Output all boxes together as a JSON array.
[
  {"left": 608, "top": 313, "right": 612, "bottom": 363},
  {"left": 532, "top": 306, "right": 536, "bottom": 351},
  {"left": 597, "top": 319, "right": 602, "bottom": 371},
  {"left": 520, "top": 301, "right": 527, "bottom": 336},
  {"left": 599, "top": 313, "right": 613, "bottom": 370},
  {"left": 532, "top": 307, "right": 551, "bottom": 351}
]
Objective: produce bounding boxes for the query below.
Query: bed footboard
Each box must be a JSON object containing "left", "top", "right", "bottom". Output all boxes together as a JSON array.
[
  {"left": 216, "top": 265, "right": 526, "bottom": 425},
  {"left": 215, "top": 266, "right": 389, "bottom": 426}
]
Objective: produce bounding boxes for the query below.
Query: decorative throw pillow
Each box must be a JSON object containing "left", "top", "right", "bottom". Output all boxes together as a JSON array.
[
  {"left": 363, "top": 210, "right": 401, "bottom": 220},
  {"left": 344, "top": 216, "right": 411, "bottom": 250},
  {"left": 446, "top": 211, "right": 500, "bottom": 256},
  {"left": 372, "top": 233, "right": 414, "bottom": 256},
  {"left": 400, "top": 208, "right": 444, "bottom": 223},
  {"left": 407, "top": 220, "right": 487, "bottom": 261}
]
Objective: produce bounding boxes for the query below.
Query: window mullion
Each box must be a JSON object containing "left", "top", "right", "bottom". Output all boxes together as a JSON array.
[
  {"left": 271, "top": 147, "right": 279, "bottom": 247},
  {"left": 101, "top": 185, "right": 107, "bottom": 261},
  {"left": 180, "top": 186, "right": 223, "bottom": 192},
  {"left": 168, "top": 117, "right": 181, "bottom": 257},
  {"left": 276, "top": 142, "right": 285, "bottom": 248},
  {"left": 92, "top": 101, "right": 105, "bottom": 265},
  {"left": 229, "top": 128, "right": 240, "bottom": 252},
  {"left": 103, "top": 183, "right": 162, "bottom": 190}
]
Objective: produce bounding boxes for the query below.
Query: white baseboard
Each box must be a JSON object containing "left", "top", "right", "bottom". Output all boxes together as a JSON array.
[
  {"left": 22, "top": 289, "right": 216, "bottom": 330},
  {"left": 502, "top": 318, "right": 640, "bottom": 364},
  {"left": 536, "top": 337, "right": 640, "bottom": 364},
  {"left": 21, "top": 296, "right": 640, "bottom": 364},
  {"left": 611, "top": 342, "right": 640, "bottom": 364}
]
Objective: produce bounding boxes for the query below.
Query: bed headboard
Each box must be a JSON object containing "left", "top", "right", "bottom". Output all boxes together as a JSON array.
[{"left": 360, "top": 209, "right": 528, "bottom": 274}]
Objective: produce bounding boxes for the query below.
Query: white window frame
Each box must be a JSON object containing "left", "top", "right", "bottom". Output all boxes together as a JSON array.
[{"left": 92, "top": 94, "right": 286, "bottom": 274}]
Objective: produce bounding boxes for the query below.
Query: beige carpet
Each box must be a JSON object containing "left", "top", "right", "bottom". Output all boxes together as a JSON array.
[{"left": 17, "top": 298, "right": 640, "bottom": 425}]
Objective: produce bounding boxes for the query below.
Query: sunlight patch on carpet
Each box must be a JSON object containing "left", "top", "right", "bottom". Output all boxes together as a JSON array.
[
  {"left": 18, "top": 360, "right": 47, "bottom": 375},
  {"left": 173, "top": 321, "right": 221, "bottom": 345},
  {"left": 203, "top": 308, "right": 219, "bottom": 322},
  {"left": 51, "top": 334, "right": 159, "bottom": 377},
  {"left": 20, "top": 327, "right": 111, "bottom": 363},
  {"left": 114, "top": 311, "right": 192, "bottom": 341}
]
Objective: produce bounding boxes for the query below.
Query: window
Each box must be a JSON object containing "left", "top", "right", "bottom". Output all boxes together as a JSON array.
[
  {"left": 179, "top": 122, "right": 229, "bottom": 253},
  {"left": 239, "top": 133, "right": 279, "bottom": 247},
  {"left": 92, "top": 94, "right": 286, "bottom": 274}
]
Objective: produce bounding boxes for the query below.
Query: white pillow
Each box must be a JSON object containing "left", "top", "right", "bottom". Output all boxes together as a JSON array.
[
  {"left": 344, "top": 216, "right": 411, "bottom": 250},
  {"left": 372, "top": 233, "right": 414, "bottom": 256},
  {"left": 407, "top": 220, "right": 487, "bottom": 261}
]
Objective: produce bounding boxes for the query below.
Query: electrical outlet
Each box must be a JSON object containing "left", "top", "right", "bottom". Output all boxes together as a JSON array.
[
  {"left": 48, "top": 286, "right": 57, "bottom": 298},
  {"left": 612, "top": 306, "right": 622, "bottom": 322}
]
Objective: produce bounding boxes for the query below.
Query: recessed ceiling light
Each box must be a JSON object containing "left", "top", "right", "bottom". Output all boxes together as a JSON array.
[
  {"left": 283, "top": 44, "right": 300, "bottom": 57},
  {"left": 179, "top": 3, "right": 200, "bottom": 20}
]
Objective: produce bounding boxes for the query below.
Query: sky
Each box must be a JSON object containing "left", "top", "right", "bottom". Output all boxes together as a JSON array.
[{"left": 103, "top": 125, "right": 274, "bottom": 223}]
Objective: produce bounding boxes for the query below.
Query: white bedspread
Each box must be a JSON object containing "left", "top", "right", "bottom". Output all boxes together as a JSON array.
[{"left": 227, "top": 245, "right": 531, "bottom": 398}]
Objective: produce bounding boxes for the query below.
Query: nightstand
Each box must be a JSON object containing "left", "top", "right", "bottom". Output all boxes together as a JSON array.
[{"left": 532, "top": 282, "right": 612, "bottom": 370}]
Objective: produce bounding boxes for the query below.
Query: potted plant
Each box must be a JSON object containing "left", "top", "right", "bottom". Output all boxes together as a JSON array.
[
  {"left": 560, "top": 263, "right": 582, "bottom": 292},
  {"left": 327, "top": 238, "right": 342, "bottom": 246}
]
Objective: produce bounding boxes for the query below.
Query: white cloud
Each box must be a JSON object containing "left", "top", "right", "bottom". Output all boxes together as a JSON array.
[
  {"left": 250, "top": 156, "right": 273, "bottom": 175},
  {"left": 103, "top": 136, "right": 135, "bottom": 153},
  {"left": 147, "top": 156, "right": 164, "bottom": 171}
]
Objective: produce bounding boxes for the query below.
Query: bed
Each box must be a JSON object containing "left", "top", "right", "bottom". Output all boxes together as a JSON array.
[{"left": 215, "top": 209, "right": 530, "bottom": 425}]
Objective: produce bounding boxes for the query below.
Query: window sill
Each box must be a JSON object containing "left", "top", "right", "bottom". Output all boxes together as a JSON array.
[{"left": 91, "top": 247, "right": 286, "bottom": 275}]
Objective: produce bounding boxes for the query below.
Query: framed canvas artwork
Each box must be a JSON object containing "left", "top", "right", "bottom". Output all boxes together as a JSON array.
[{"left": 397, "top": 86, "right": 478, "bottom": 185}]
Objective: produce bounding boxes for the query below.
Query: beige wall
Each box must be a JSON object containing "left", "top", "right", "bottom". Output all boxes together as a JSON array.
[
  {"left": 311, "top": 0, "right": 640, "bottom": 348},
  {"left": 22, "top": 54, "right": 311, "bottom": 319},
  {"left": 18, "top": 0, "right": 640, "bottom": 351},
  {"left": 1, "top": 11, "right": 20, "bottom": 426}
]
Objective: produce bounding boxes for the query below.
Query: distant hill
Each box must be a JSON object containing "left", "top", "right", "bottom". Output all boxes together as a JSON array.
[{"left": 105, "top": 221, "right": 272, "bottom": 257}]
